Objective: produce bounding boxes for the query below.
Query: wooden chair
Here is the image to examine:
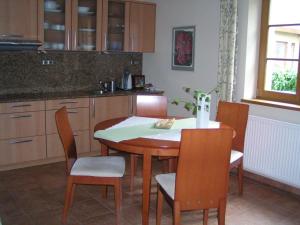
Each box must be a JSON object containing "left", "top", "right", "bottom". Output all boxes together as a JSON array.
[
  {"left": 130, "top": 95, "right": 168, "bottom": 191},
  {"left": 55, "top": 107, "right": 125, "bottom": 225},
  {"left": 216, "top": 101, "right": 249, "bottom": 195},
  {"left": 156, "top": 128, "right": 234, "bottom": 225}
]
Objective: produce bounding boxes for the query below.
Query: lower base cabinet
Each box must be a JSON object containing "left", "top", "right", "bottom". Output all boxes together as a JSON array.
[
  {"left": 90, "top": 96, "right": 132, "bottom": 152},
  {"left": 0, "top": 94, "right": 157, "bottom": 169},
  {"left": 0, "top": 135, "right": 46, "bottom": 166},
  {"left": 46, "top": 130, "right": 90, "bottom": 158}
]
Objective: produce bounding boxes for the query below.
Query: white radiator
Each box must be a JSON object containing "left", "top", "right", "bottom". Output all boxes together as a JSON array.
[{"left": 244, "top": 115, "right": 300, "bottom": 188}]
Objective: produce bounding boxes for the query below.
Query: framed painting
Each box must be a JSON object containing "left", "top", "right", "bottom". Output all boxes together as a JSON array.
[{"left": 171, "top": 26, "right": 195, "bottom": 71}]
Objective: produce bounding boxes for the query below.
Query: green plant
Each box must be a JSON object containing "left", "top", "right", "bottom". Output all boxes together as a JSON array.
[
  {"left": 271, "top": 70, "right": 297, "bottom": 92},
  {"left": 171, "top": 85, "right": 220, "bottom": 115}
]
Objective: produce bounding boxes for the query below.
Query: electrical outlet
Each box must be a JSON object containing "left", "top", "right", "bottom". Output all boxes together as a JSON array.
[{"left": 42, "top": 59, "right": 54, "bottom": 65}]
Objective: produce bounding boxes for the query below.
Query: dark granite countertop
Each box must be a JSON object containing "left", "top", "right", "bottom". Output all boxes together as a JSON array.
[{"left": 0, "top": 89, "right": 164, "bottom": 103}]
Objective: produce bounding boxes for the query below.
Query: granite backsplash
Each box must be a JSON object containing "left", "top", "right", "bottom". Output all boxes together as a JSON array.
[{"left": 0, "top": 51, "right": 142, "bottom": 95}]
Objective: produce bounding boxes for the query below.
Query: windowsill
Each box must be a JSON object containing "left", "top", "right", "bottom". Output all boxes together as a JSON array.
[{"left": 242, "top": 98, "right": 300, "bottom": 111}]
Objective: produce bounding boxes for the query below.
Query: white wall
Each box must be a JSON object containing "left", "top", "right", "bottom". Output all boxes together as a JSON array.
[
  {"left": 143, "top": 0, "right": 300, "bottom": 124},
  {"left": 143, "top": 0, "right": 220, "bottom": 118}
]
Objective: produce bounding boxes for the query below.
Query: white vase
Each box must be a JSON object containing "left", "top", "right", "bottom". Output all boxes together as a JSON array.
[{"left": 196, "top": 94, "right": 211, "bottom": 128}]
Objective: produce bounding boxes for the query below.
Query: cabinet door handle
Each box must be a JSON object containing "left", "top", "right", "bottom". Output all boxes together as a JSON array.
[
  {"left": 9, "top": 139, "right": 33, "bottom": 144},
  {"left": 10, "top": 114, "right": 32, "bottom": 119},
  {"left": 67, "top": 110, "right": 78, "bottom": 114},
  {"left": 11, "top": 104, "right": 32, "bottom": 108},
  {"left": 104, "top": 33, "right": 107, "bottom": 50},
  {"left": 92, "top": 98, "right": 95, "bottom": 118},
  {"left": 74, "top": 30, "right": 77, "bottom": 50},
  {"left": 59, "top": 101, "right": 78, "bottom": 104},
  {"left": 67, "top": 29, "right": 70, "bottom": 50}
]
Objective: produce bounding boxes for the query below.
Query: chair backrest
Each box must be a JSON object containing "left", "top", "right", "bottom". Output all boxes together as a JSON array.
[
  {"left": 216, "top": 101, "right": 249, "bottom": 152},
  {"left": 175, "top": 128, "right": 233, "bottom": 210},
  {"left": 135, "top": 95, "right": 167, "bottom": 117},
  {"left": 55, "top": 106, "right": 77, "bottom": 175}
]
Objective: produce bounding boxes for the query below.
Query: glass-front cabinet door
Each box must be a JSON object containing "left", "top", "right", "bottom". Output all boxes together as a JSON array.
[
  {"left": 38, "top": 0, "right": 72, "bottom": 50},
  {"left": 71, "top": 0, "right": 102, "bottom": 51},
  {"left": 102, "top": 0, "right": 129, "bottom": 51}
]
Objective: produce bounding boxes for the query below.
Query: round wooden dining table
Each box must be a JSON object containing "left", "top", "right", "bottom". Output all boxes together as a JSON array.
[{"left": 94, "top": 117, "right": 180, "bottom": 225}]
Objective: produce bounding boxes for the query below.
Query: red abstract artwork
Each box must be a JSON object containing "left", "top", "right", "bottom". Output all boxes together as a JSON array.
[{"left": 172, "top": 26, "right": 195, "bottom": 71}]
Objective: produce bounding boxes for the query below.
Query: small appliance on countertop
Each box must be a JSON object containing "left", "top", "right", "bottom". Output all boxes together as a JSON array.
[
  {"left": 97, "top": 80, "right": 116, "bottom": 94},
  {"left": 120, "top": 68, "right": 132, "bottom": 90},
  {"left": 132, "top": 75, "right": 145, "bottom": 89}
]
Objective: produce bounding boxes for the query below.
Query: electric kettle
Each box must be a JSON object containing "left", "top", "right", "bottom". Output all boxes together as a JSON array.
[{"left": 121, "top": 69, "right": 132, "bottom": 90}]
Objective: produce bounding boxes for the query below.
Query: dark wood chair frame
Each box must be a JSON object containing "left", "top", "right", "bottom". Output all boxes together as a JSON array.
[
  {"left": 156, "top": 128, "right": 234, "bottom": 225},
  {"left": 55, "top": 106, "right": 122, "bottom": 225},
  {"left": 216, "top": 101, "right": 249, "bottom": 195},
  {"left": 130, "top": 95, "right": 168, "bottom": 191}
]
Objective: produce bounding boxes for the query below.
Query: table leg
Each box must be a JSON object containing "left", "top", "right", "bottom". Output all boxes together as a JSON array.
[
  {"left": 142, "top": 153, "right": 152, "bottom": 225},
  {"left": 101, "top": 143, "right": 109, "bottom": 156}
]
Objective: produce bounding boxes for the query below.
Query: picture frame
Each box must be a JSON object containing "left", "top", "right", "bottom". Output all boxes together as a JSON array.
[{"left": 171, "top": 26, "right": 195, "bottom": 71}]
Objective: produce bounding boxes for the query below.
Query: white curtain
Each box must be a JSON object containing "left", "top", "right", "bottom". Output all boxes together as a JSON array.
[{"left": 217, "top": 0, "right": 238, "bottom": 101}]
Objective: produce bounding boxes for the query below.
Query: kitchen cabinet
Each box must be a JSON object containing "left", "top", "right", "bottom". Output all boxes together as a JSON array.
[
  {"left": 0, "top": 94, "right": 162, "bottom": 170},
  {"left": 0, "top": 101, "right": 46, "bottom": 166},
  {"left": 125, "top": 1, "right": 156, "bottom": 52},
  {"left": 46, "top": 98, "right": 90, "bottom": 158},
  {"left": 90, "top": 96, "right": 132, "bottom": 152},
  {"left": 102, "top": 0, "right": 128, "bottom": 51},
  {"left": 102, "top": 0, "right": 156, "bottom": 53},
  {"left": 38, "top": 0, "right": 72, "bottom": 50},
  {"left": 0, "top": 0, "right": 38, "bottom": 40},
  {"left": 38, "top": 0, "right": 102, "bottom": 51},
  {"left": 71, "top": 0, "right": 102, "bottom": 51}
]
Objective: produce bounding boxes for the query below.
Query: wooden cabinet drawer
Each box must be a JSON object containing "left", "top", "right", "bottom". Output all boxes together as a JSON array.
[
  {"left": 0, "top": 101, "right": 45, "bottom": 114},
  {"left": 0, "top": 111, "right": 45, "bottom": 139},
  {"left": 46, "top": 108, "right": 89, "bottom": 134},
  {"left": 0, "top": 135, "right": 46, "bottom": 166},
  {"left": 47, "top": 130, "right": 90, "bottom": 158},
  {"left": 46, "top": 98, "right": 89, "bottom": 110}
]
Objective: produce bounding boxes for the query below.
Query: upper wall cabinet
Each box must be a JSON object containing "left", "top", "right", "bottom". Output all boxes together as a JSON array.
[
  {"left": 38, "top": 0, "right": 102, "bottom": 51},
  {"left": 38, "top": 0, "right": 72, "bottom": 50},
  {"left": 125, "top": 1, "right": 156, "bottom": 53},
  {"left": 71, "top": 0, "right": 102, "bottom": 51},
  {"left": 0, "top": 0, "right": 38, "bottom": 39},
  {"left": 102, "top": 0, "right": 127, "bottom": 51},
  {"left": 102, "top": 0, "right": 156, "bottom": 53}
]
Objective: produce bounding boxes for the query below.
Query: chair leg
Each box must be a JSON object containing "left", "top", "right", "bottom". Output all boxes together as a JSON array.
[
  {"left": 173, "top": 201, "right": 181, "bottom": 225},
  {"left": 62, "top": 177, "right": 73, "bottom": 225},
  {"left": 156, "top": 186, "right": 163, "bottom": 225},
  {"left": 70, "top": 184, "right": 76, "bottom": 207},
  {"left": 218, "top": 199, "right": 226, "bottom": 225},
  {"left": 130, "top": 154, "right": 138, "bottom": 192},
  {"left": 237, "top": 161, "right": 244, "bottom": 195},
  {"left": 203, "top": 209, "right": 209, "bottom": 225},
  {"left": 114, "top": 179, "right": 122, "bottom": 225}
]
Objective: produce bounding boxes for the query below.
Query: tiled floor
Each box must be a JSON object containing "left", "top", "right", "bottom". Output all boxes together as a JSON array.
[{"left": 0, "top": 156, "right": 300, "bottom": 225}]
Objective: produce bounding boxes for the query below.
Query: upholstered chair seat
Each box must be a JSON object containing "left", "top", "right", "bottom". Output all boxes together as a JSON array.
[
  {"left": 155, "top": 173, "right": 176, "bottom": 199},
  {"left": 230, "top": 150, "right": 243, "bottom": 164},
  {"left": 71, "top": 156, "right": 125, "bottom": 177}
]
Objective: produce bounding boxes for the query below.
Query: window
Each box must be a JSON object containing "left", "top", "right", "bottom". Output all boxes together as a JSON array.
[{"left": 257, "top": 0, "right": 300, "bottom": 104}]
